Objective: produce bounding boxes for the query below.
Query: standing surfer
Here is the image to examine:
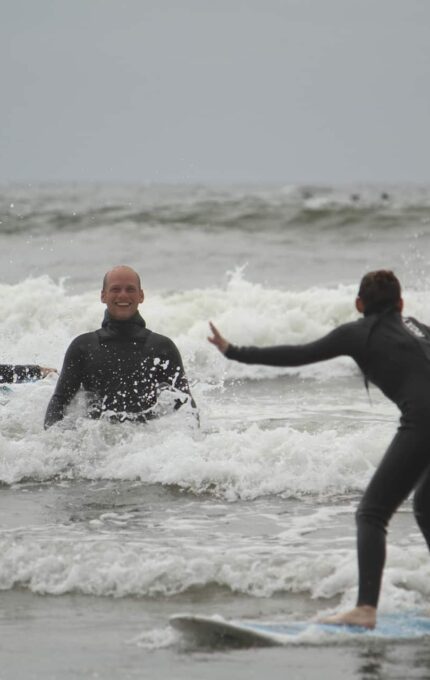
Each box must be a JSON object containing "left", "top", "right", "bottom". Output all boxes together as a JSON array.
[{"left": 208, "top": 270, "right": 430, "bottom": 629}]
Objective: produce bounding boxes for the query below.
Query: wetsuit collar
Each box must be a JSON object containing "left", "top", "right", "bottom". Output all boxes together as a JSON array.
[
  {"left": 363, "top": 304, "right": 399, "bottom": 317},
  {"left": 99, "top": 310, "right": 149, "bottom": 341}
]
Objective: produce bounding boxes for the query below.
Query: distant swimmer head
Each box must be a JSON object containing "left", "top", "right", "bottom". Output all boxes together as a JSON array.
[{"left": 356, "top": 270, "right": 403, "bottom": 316}]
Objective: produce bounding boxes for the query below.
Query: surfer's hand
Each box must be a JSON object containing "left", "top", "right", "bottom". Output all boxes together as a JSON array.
[
  {"left": 208, "top": 322, "right": 229, "bottom": 354},
  {"left": 40, "top": 366, "right": 58, "bottom": 377}
]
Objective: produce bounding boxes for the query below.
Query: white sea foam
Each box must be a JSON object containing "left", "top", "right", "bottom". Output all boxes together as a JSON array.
[
  {"left": 0, "top": 271, "right": 410, "bottom": 496},
  {"left": 3, "top": 185, "right": 430, "bottom": 669},
  {"left": 0, "top": 514, "right": 427, "bottom": 613},
  {"left": 0, "top": 390, "right": 394, "bottom": 496},
  {"left": 3, "top": 271, "right": 430, "bottom": 379},
  {"left": 1, "top": 271, "right": 428, "bottom": 613},
  {"left": 128, "top": 626, "right": 178, "bottom": 650}
]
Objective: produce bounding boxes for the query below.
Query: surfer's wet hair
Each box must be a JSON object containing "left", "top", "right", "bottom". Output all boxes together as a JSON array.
[{"left": 358, "top": 270, "right": 401, "bottom": 315}]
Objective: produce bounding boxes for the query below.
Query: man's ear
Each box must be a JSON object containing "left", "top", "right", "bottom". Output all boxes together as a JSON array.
[
  {"left": 355, "top": 297, "right": 365, "bottom": 314},
  {"left": 101, "top": 289, "right": 106, "bottom": 304},
  {"left": 139, "top": 290, "right": 144, "bottom": 304},
  {"left": 397, "top": 297, "right": 404, "bottom": 312}
]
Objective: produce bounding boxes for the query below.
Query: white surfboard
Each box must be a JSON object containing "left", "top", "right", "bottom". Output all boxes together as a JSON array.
[
  {"left": 170, "top": 613, "right": 430, "bottom": 648},
  {"left": 170, "top": 614, "right": 284, "bottom": 647}
]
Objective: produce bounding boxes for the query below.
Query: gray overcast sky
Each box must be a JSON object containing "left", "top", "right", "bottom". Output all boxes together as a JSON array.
[{"left": 1, "top": 0, "right": 430, "bottom": 185}]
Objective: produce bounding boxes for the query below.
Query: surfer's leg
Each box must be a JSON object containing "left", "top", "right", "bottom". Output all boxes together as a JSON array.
[
  {"left": 413, "top": 461, "right": 430, "bottom": 549},
  {"left": 356, "top": 428, "right": 428, "bottom": 607},
  {"left": 322, "top": 428, "right": 428, "bottom": 629}
]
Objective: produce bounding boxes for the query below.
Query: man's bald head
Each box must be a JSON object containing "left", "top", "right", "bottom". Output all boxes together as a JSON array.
[
  {"left": 102, "top": 265, "right": 142, "bottom": 292},
  {"left": 101, "top": 266, "right": 144, "bottom": 321}
]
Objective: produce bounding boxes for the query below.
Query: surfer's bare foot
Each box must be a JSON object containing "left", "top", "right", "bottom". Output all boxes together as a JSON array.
[{"left": 319, "top": 605, "right": 376, "bottom": 630}]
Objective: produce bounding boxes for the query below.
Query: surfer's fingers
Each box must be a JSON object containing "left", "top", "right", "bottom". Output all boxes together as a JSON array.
[
  {"left": 208, "top": 321, "right": 220, "bottom": 337},
  {"left": 208, "top": 321, "right": 221, "bottom": 342},
  {"left": 207, "top": 322, "right": 229, "bottom": 354}
]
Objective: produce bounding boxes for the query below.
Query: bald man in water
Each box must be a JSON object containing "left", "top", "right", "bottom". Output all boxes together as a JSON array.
[{"left": 44, "top": 265, "right": 196, "bottom": 427}]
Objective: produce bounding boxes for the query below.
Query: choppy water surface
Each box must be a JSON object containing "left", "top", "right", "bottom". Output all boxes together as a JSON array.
[{"left": 1, "top": 183, "right": 430, "bottom": 678}]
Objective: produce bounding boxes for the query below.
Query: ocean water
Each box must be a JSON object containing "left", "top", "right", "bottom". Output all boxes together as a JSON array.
[{"left": 1, "top": 183, "right": 430, "bottom": 678}]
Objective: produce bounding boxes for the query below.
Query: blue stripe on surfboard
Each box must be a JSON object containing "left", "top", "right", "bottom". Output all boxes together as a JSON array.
[
  {"left": 247, "top": 614, "right": 430, "bottom": 638},
  {"left": 170, "top": 613, "right": 430, "bottom": 643}
]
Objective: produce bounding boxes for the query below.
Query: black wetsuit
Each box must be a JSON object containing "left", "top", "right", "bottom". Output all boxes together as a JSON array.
[
  {"left": 226, "top": 310, "right": 430, "bottom": 607},
  {"left": 0, "top": 364, "right": 42, "bottom": 383},
  {"left": 44, "top": 312, "right": 196, "bottom": 428}
]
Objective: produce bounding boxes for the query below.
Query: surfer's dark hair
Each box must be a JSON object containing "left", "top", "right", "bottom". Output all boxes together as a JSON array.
[{"left": 358, "top": 270, "right": 401, "bottom": 315}]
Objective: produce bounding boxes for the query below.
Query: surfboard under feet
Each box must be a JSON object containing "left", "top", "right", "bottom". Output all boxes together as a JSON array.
[{"left": 170, "top": 613, "right": 430, "bottom": 648}]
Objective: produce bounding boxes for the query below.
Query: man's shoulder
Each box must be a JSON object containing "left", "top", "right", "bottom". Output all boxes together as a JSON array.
[
  {"left": 145, "top": 329, "right": 179, "bottom": 353},
  {"left": 67, "top": 330, "right": 100, "bottom": 350}
]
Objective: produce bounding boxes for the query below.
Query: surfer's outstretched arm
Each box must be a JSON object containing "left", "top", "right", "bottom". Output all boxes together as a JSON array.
[{"left": 208, "top": 322, "right": 352, "bottom": 367}]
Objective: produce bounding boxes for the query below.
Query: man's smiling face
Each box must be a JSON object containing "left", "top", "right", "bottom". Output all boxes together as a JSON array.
[{"left": 101, "top": 266, "right": 144, "bottom": 321}]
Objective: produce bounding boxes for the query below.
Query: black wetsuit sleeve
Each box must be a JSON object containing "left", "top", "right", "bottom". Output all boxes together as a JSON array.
[
  {"left": 44, "top": 340, "right": 84, "bottom": 428},
  {"left": 157, "top": 340, "right": 197, "bottom": 412},
  {"left": 225, "top": 326, "right": 353, "bottom": 367},
  {"left": 0, "top": 364, "right": 42, "bottom": 383}
]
